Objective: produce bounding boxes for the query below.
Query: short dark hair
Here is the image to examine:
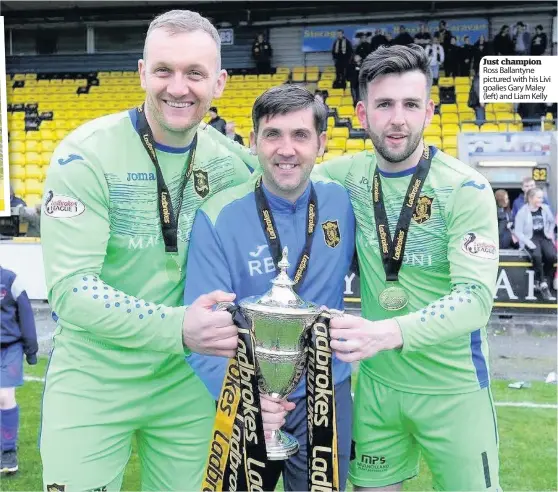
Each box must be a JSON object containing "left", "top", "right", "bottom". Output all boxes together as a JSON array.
[
  {"left": 358, "top": 44, "right": 432, "bottom": 103},
  {"left": 209, "top": 106, "right": 218, "bottom": 113},
  {"left": 252, "top": 84, "right": 328, "bottom": 135},
  {"left": 536, "top": 24, "right": 543, "bottom": 31}
]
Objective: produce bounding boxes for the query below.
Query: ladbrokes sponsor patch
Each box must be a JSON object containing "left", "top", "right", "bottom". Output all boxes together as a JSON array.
[
  {"left": 461, "top": 232, "right": 497, "bottom": 260},
  {"left": 43, "top": 190, "right": 85, "bottom": 219}
]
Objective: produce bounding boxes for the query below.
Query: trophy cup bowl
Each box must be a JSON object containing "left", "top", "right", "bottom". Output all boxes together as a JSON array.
[{"left": 221, "top": 247, "right": 325, "bottom": 460}]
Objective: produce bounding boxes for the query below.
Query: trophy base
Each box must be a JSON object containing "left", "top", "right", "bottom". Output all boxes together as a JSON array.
[{"left": 266, "top": 430, "right": 299, "bottom": 461}]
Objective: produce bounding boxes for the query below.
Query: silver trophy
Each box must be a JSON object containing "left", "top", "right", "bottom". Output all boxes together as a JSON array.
[{"left": 220, "top": 247, "right": 341, "bottom": 460}]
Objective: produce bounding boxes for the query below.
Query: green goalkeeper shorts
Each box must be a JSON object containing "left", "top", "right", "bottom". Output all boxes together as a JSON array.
[
  {"left": 39, "top": 332, "right": 215, "bottom": 491},
  {"left": 349, "top": 375, "right": 501, "bottom": 491}
]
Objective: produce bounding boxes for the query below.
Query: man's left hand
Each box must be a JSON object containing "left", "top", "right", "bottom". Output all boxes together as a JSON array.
[{"left": 329, "top": 314, "right": 403, "bottom": 363}]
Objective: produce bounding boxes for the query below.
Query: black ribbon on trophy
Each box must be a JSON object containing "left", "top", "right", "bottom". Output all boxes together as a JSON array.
[
  {"left": 372, "top": 144, "right": 433, "bottom": 311},
  {"left": 202, "top": 178, "right": 339, "bottom": 490}
]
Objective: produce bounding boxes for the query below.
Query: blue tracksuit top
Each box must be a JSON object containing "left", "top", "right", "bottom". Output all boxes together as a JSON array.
[{"left": 184, "top": 174, "right": 355, "bottom": 400}]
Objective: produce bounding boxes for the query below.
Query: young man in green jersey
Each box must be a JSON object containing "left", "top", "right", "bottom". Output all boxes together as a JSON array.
[
  {"left": 320, "top": 45, "right": 501, "bottom": 491},
  {"left": 39, "top": 10, "right": 253, "bottom": 491}
]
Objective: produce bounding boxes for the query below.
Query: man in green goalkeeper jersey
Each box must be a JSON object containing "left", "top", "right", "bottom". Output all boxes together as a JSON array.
[
  {"left": 39, "top": 10, "right": 254, "bottom": 491},
  {"left": 319, "top": 45, "right": 501, "bottom": 491}
]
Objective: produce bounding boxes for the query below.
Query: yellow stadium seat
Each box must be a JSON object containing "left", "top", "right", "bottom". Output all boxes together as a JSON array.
[
  {"left": 322, "top": 150, "right": 344, "bottom": 160},
  {"left": 340, "top": 96, "right": 353, "bottom": 107},
  {"left": 292, "top": 66, "right": 305, "bottom": 73},
  {"left": 430, "top": 114, "right": 441, "bottom": 126},
  {"left": 495, "top": 112, "right": 514, "bottom": 122},
  {"left": 461, "top": 123, "right": 479, "bottom": 132},
  {"left": 24, "top": 140, "right": 42, "bottom": 152},
  {"left": 444, "top": 147, "right": 458, "bottom": 157},
  {"left": 271, "top": 73, "right": 288, "bottom": 82},
  {"left": 481, "top": 123, "right": 499, "bottom": 132},
  {"left": 443, "top": 123, "right": 460, "bottom": 136},
  {"left": 25, "top": 165, "right": 43, "bottom": 179},
  {"left": 10, "top": 165, "right": 26, "bottom": 179},
  {"left": 424, "top": 125, "right": 442, "bottom": 137},
  {"left": 493, "top": 103, "right": 513, "bottom": 113},
  {"left": 431, "top": 94, "right": 440, "bottom": 105},
  {"left": 9, "top": 153, "right": 26, "bottom": 167},
  {"left": 443, "top": 135, "right": 458, "bottom": 148},
  {"left": 25, "top": 194, "right": 43, "bottom": 207},
  {"left": 41, "top": 151, "right": 54, "bottom": 166},
  {"left": 351, "top": 116, "right": 362, "bottom": 129},
  {"left": 10, "top": 120, "right": 25, "bottom": 131},
  {"left": 364, "top": 139, "right": 374, "bottom": 150},
  {"left": 317, "top": 80, "right": 333, "bottom": 90},
  {"left": 441, "top": 113, "right": 459, "bottom": 125},
  {"left": 25, "top": 180, "right": 43, "bottom": 195},
  {"left": 292, "top": 72, "right": 305, "bottom": 82},
  {"left": 430, "top": 86, "right": 440, "bottom": 95},
  {"left": 456, "top": 93, "right": 469, "bottom": 104},
  {"left": 276, "top": 67, "right": 290, "bottom": 74},
  {"left": 306, "top": 72, "right": 319, "bottom": 83},
  {"left": 326, "top": 127, "right": 333, "bottom": 139},
  {"left": 455, "top": 85, "right": 470, "bottom": 94},
  {"left": 9, "top": 141, "right": 26, "bottom": 153},
  {"left": 454, "top": 77, "right": 470, "bottom": 86},
  {"left": 245, "top": 75, "right": 258, "bottom": 81},
  {"left": 328, "top": 138, "right": 346, "bottom": 152},
  {"left": 327, "top": 96, "right": 342, "bottom": 107},
  {"left": 424, "top": 136, "right": 442, "bottom": 148},
  {"left": 337, "top": 106, "right": 354, "bottom": 118},
  {"left": 438, "top": 77, "right": 454, "bottom": 87},
  {"left": 25, "top": 152, "right": 42, "bottom": 166},
  {"left": 11, "top": 179, "right": 26, "bottom": 197},
  {"left": 345, "top": 139, "right": 365, "bottom": 152},
  {"left": 258, "top": 74, "right": 271, "bottom": 81},
  {"left": 323, "top": 66, "right": 335, "bottom": 73},
  {"left": 458, "top": 110, "right": 476, "bottom": 124},
  {"left": 328, "top": 89, "right": 344, "bottom": 97},
  {"left": 25, "top": 131, "right": 41, "bottom": 141},
  {"left": 441, "top": 104, "right": 458, "bottom": 114},
  {"left": 331, "top": 127, "right": 349, "bottom": 139},
  {"left": 55, "top": 120, "right": 70, "bottom": 130},
  {"left": 320, "top": 73, "right": 335, "bottom": 81}
]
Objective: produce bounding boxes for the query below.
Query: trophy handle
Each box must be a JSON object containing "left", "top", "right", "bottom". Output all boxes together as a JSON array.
[{"left": 215, "top": 301, "right": 236, "bottom": 311}]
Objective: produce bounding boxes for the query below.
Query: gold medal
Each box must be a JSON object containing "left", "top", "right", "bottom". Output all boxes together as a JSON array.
[{"left": 378, "top": 285, "right": 408, "bottom": 311}]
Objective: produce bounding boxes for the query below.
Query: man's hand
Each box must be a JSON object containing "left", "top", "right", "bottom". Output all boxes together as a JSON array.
[
  {"left": 183, "top": 290, "right": 238, "bottom": 358},
  {"left": 260, "top": 394, "right": 296, "bottom": 439},
  {"left": 329, "top": 314, "right": 403, "bottom": 363},
  {"left": 26, "top": 353, "right": 38, "bottom": 365}
]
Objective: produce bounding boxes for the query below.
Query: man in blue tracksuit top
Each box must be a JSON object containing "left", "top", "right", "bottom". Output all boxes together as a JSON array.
[
  {"left": 184, "top": 84, "right": 355, "bottom": 491},
  {"left": 1, "top": 266, "right": 38, "bottom": 475}
]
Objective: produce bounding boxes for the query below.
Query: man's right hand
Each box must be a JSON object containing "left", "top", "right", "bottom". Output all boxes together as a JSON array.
[
  {"left": 183, "top": 290, "right": 238, "bottom": 357},
  {"left": 260, "top": 394, "right": 296, "bottom": 438}
]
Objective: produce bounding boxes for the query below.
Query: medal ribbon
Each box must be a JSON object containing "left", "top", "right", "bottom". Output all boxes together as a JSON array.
[
  {"left": 254, "top": 177, "right": 318, "bottom": 292},
  {"left": 136, "top": 104, "right": 197, "bottom": 253},
  {"left": 372, "top": 145, "right": 433, "bottom": 282}
]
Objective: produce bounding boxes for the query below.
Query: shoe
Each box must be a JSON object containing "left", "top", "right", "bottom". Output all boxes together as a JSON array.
[
  {"left": 0, "top": 449, "right": 18, "bottom": 474},
  {"left": 540, "top": 282, "right": 552, "bottom": 301}
]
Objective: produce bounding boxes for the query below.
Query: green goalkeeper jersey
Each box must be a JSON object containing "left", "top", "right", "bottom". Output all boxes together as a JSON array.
[
  {"left": 316, "top": 148, "right": 499, "bottom": 395},
  {"left": 41, "top": 110, "right": 252, "bottom": 361}
]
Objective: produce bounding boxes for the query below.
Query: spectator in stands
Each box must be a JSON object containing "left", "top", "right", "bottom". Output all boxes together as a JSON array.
[
  {"left": 414, "top": 23, "right": 432, "bottom": 48},
  {"left": 459, "top": 35, "right": 474, "bottom": 76},
  {"left": 472, "top": 35, "right": 491, "bottom": 75},
  {"left": 512, "top": 176, "right": 551, "bottom": 219},
  {"left": 425, "top": 35, "right": 444, "bottom": 85},
  {"left": 314, "top": 90, "right": 330, "bottom": 117},
  {"left": 468, "top": 73, "right": 485, "bottom": 125},
  {"left": 493, "top": 25, "right": 514, "bottom": 55},
  {"left": 517, "top": 102, "right": 546, "bottom": 131},
  {"left": 225, "top": 121, "right": 244, "bottom": 145},
  {"left": 444, "top": 36, "right": 460, "bottom": 78},
  {"left": 0, "top": 266, "right": 38, "bottom": 475},
  {"left": 495, "top": 189, "right": 517, "bottom": 249},
  {"left": 252, "top": 32, "right": 273, "bottom": 74},
  {"left": 355, "top": 32, "right": 372, "bottom": 62},
  {"left": 392, "top": 25, "right": 414, "bottom": 46},
  {"left": 208, "top": 106, "right": 226, "bottom": 134},
  {"left": 331, "top": 29, "right": 353, "bottom": 89},
  {"left": 514, "top": 187, "right": 556, "bottom": 299},
  {"left": 347, "top": 54, "right": 362, "bottom": 106},
  {"left": 434, "top": 20, "right": 452, "bottom": 51},
  {"left": 513, "top": 22, "right": 531, "bottom": 55},
  {"left": 9, "top": 187, "right": 25, "bottom": 209},
  {"left": 370, "top": 29, "right": 389, "bottom": 52},
  {"left": 530, "top": 25, "right": 548, "bottom": 55}
]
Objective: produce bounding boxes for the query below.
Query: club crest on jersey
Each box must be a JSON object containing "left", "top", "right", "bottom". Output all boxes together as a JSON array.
[
  {"left": 322, "top": 220, "right": 341, "bottom": 248},
  {"left": 413, "top": 195, "right": 433, "bottom": 224},
  {"left": 193, "top": 170, "right": 210, "bottom": 198},
  {"left": 461, "top": 232, "right": 497, "bottom": 260}
]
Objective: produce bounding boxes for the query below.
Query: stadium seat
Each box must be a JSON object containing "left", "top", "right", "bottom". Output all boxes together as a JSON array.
[
  {"left": 456, "top": 93, "right": 469, "bottom": 104},
  {"left": 328, "top": 138, "right": 346, "bottom": 152},
  {"left": 443, "top": 124, "right": 460, "bottom": 136},
  {"left": 9, "top": 164, "right": 26, "bottom": 179},
  {"left": 9, "top": 153, "right": 26, "bottom": 167},
  {"left": 25, "top": 165, "right": 43, "bottom": 180},
  {"left": 438, "top": 77, "right": 454, "bottom": 87},
  {"left": 455, "top": 85, "right": 470, "bottom": 94},
  {"left": 424, "top": 125, "right": 442, "bottom": 137},
  {"left": 481, "top": 123, "right": 499, "bottom": 132},
  {"left": 331, "top": 127, "right": 349, "bottom": 139},
  {"left": 461, "top": 123, "right": 480, "bottom": 132},
  {"left": 454, "top": 77, "right": 470, "bottom": 86},
  {"left": 25, "top": 140, "right": 42, "bottom": 153},
  {"left": 327, "top": 96, "right": 342, "bottom": 108},
  {"left": 337, "top": 106, "right": 354, "bottom": 118},
  {"left": 430, "top": 114, "right": 441, "bottom": 125},
  {"left": 441, "top": 103, "right": 458, "bottom": 114},
  {"left": 11, "top": 179, "right": 26, "bottom": 197},
  {"left": 425, "top": 136, "right": 442, "bottom": 148},
  {"left": 364, "top": 139, "right": 374, "bottom": 150},
  {"left": 444, "top": 147, "right": 458, "bottom": 157},
  {"left": 443, "top": 135, "right": 458, "bottom": 148},
  {"left": 345, "top": 139, "right": 365, "bottom": 152},
  {"left": 9, "top": 140, "right": 26, "bottom": 153},
  {"left": 441, "top": 113, "right": 459, "bottom": 125},
  {"left": 25, "top": 152, "right": 43, "bottom": 166}
]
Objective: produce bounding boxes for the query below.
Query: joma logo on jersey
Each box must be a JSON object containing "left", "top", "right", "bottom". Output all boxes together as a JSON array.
[{"left": 127, "top": 172, "right": 156, "bottom": 181}]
